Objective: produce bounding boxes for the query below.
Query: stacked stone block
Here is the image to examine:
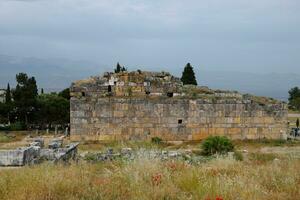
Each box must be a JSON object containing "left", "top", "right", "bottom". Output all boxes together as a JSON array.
[{"left": 70, "top": 97, "right": 288, "bottom": 141}]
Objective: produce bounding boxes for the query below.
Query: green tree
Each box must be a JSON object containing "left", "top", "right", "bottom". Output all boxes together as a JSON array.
[
  {"left": 58, "top": 88, "right": 70, "bottom": 100},
  {"left": 41, "top": 88, "right": 44, "bottom": 94},
  {"left": 296, "top": 118, "right": 299, "bottom": 128},
  {"left": 0, "top": 103, "right": 9, "bottom": 123},
  {"left": 5, "top": 83, "right": 12, "bottom": 104},
  {"left": 114, "top": 62, "right": 127, "bottom": 73},
  {"left": 35, "top": 94, "right": 70, "bottom": 126},
  {"left": 288, "top": 87, "right": 300, "bottom": 110},
  {"left": 180, "top": 63, "right": 197, "bottom": 85},
  {"left": 13, "top": 73, "right": 38, "bottom": 125}
]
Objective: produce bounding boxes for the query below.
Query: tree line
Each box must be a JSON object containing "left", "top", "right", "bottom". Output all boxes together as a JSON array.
[{"left": 0, "top": 73, "right": 70, "bottom": 130}]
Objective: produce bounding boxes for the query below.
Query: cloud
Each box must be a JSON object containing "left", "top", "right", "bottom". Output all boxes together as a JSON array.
[{"left": 0, "top": 0, "right": 299, "bottom": 73}]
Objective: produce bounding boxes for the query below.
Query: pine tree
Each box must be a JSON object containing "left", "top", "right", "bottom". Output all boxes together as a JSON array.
[
  {"left": 5, "top": 83, "right": 11, "bottom": 104},
  {"left": 180, "top": 63, "right": 197, "bottom": 85}
]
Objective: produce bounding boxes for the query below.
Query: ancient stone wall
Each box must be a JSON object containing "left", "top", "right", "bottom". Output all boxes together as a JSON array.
[{"left": 70, "top": 96, "right": 288, "bottom": 141}]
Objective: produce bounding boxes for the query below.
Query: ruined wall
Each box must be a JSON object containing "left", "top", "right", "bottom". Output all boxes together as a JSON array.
[{"left": 70, "top": 97, "right": 288, "bottom": 141}]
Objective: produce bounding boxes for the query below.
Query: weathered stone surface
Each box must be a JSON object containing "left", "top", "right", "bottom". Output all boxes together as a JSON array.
[
  {"left": 48, "top": 138, "right": 63, "bottom": 149},
  {"left": 70, "top": 71, "right": 288, "bottom": 141},
  {"left": 0, "top": 147, "right": 40, "bottom": 166},
  {"left": 27, "top": 137, "right": 44, "bottom": 148}
]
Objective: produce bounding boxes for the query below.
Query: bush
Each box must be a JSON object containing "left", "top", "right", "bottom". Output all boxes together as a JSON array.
[
  {"left": 9, "top": 122, "right": 26, "bottom": 131},
  {"left": 151, "top": 137, "right": 163, "bottom": 144},
  {"left": 234, "top": 151, "right": 244, "bottom": 161},
  {"left": 201, "top": 136, "right": 234, "bottom": 156},
  {"left": 0, "top": 125, "right": 10, "bottom": 131}
]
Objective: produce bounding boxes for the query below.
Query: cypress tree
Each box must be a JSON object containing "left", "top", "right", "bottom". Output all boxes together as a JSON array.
[
  {"left": 296, "top": 118, "right": 299, "bottom": 128},
  {"left": 181, "top": 63, "right": 197, "bottom": 85},
  {"left": 41, "top": 88, "right": 44, "bottom": 94},
  {"left": 114, "top": 62, "right": 127, "bottom": 73},
  {"left": 5, "top": 83, "right": 11, "bottom": 104}
]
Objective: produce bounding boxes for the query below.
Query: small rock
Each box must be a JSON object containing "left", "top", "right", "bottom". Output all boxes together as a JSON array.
[
  {"left": 168, "top": 151, "right": 180, "bottom": 158},
  {"left": 106, "top": 148, "right": 113, "bottom": 155},
  {"left": 121, "top": 148, "right": 132, "bottom": 155}
]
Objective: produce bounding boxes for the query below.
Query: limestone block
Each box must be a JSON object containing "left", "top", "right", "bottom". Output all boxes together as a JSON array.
[
  {"left": 113, "top": 111, "right": 124, "bottom": 118},
  {"left": 227, "top": 128, "right": 241, "bottom": 135}
]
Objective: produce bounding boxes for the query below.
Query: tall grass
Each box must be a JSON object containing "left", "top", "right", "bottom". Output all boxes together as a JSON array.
[{"left": 0, "top": 154, "right": 299, "bottom": 200}]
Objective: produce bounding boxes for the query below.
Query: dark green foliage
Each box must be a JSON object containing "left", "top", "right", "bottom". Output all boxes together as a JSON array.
[
  {"left": 0, "top": 73, "right": 70, "bottom": 129},
  {"left": 35, "top": 94, "right": 70, "bottom": 126},
  {"left": 58, "top": 88, "right": 70, "bottom": 100},
  {"left": 288, "top": 87, "right": 300, "bottom": 111},
  {"left": 9, "top": 122, "right": 26, "bottom": 131},
  {"left": 114, "top": 62, "right": 127, "bottom": 73},
  {"left": 180, "top": 63, "right": 197, "bottom": 85},
  {"left": 13, "top": 73, "right": 38, "bottom": 125},
  {"left": 296, "top": 118, "right": 299, "bottom": 128},
  {"left": 5, "top": 83, "right": 11, "bottom": 104},
  {"left": 41, "top": 88, "right": 44, "bottom": 94},
  {"left": 201, "top": 136, "right": 234, "bottom": 156},
  {"left": 0, "top": 103, "right": 9, "bottom": 123},
  {"left": 151, "top": 137, "right": 163, "bottom": 144}
]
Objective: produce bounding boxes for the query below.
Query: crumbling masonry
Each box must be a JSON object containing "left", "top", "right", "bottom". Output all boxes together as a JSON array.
[{"left": 70, "top": 71, "right": 288, "bottom": 141}]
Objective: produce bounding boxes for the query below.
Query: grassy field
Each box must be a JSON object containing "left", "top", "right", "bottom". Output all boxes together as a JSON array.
[{"left": 1, "top": 138, "right": 300, "bottom": 200}]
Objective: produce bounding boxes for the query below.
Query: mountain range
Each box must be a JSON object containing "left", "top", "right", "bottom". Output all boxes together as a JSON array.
[{"left": 0, "top": 55, "right": 298, "bottom": 101}]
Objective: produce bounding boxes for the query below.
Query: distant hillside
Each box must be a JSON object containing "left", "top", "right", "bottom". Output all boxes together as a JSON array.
[{"left": 0, "top": 55, "right": 298, "bottom": 101}]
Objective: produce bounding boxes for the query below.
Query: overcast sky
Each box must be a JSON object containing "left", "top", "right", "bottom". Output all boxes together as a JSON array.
[{"left": 0, "top": 0, "right": 299, "bottom": 73}]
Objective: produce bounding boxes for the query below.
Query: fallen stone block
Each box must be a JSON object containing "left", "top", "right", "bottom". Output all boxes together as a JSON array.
[
  {"left": 0, "top": 146, "right": 40, "bottom": 166},
  {"left": 27, "top": 137, "right": 44, "bottom": 148},
  {"left": 48, "top": 138, "right": 63, "bottom": 149}
]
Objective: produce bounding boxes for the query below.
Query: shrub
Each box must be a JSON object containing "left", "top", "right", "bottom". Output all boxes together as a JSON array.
[
  {"left": 0, "top": 125, "right": 10, "bottom": 131},
  {"left": 151, "top": 137, "right": 163, "bottom": 144},
  {"left": 234, "top": 151, "right": 244, "bottom": 161},
  {"left": 201, "top": 136, "right": 234, "bottom": 156},
  {"left": 9, "top": 122, "right": 26, "bottom": 131}
]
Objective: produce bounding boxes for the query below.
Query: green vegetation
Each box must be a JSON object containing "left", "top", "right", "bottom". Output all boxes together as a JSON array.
[
  {"left": 0, "top": 134, "right": 11, "bottom": 143},
  {"left": 0, "top": 72, "right": 70, "bottom": 129},
  {"left": 233, "top": 151, "right": 244, "bottom": 161},
  {"left": 201, "top": 136, "right": 234, "bottom": 156},
  {"left": 5, "top": 83, "right": 11, "bottom": 104},
  {"left": 249, "top": 152, "right": 277, "bottom": 164},
  {"left": 181, "top": 63, "right": 197, "bottom": 85},
  {"left": 0, "top": 151, "right": 299, "bottom": 200},
  {"left": 288, "top": 86, "right": 300, "bottom": 111},
  {"left": 114, "top": 62, "right": 127, "bottom": 73},
  {"left": 36, "top": 94, "right": 70, "bottom": 126},
  {"left": 151, "top": 137, "right": 163, "bottom": 144},
  {"left": 58, "top": 88, "right": 70, "bottom": 100},
  {"left": 13, "top": 73, "right": 38, "bottom": 125}
]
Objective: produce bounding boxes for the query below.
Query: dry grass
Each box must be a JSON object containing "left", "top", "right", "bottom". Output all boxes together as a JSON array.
[
  {"left": 1, "top": 138, "right": 300, "bottom": 199},
  {"left": 0, "top": 150, "right": 300, "bottom": 200}
]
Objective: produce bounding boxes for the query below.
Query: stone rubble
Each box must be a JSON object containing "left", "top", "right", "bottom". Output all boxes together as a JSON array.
[
  {"left": 0, "top": 137, "right": 79, "bottom": 167},
  {"left": 82, "top": 147, "right": 217, "bottom": 165}
]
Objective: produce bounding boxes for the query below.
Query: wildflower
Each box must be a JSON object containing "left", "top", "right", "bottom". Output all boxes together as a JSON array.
[{"left": 151, "top": 173, "right": 162, "bottom": 186}]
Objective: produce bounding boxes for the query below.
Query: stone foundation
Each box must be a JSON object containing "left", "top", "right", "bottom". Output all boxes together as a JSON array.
[{"left": 70, "top": 97, "right": 288, "bottom": 141}]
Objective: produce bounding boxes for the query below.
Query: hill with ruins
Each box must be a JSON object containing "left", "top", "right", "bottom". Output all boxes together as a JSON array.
[{"left": 70, "top": 70, "right": 288, "bottom": 141}]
